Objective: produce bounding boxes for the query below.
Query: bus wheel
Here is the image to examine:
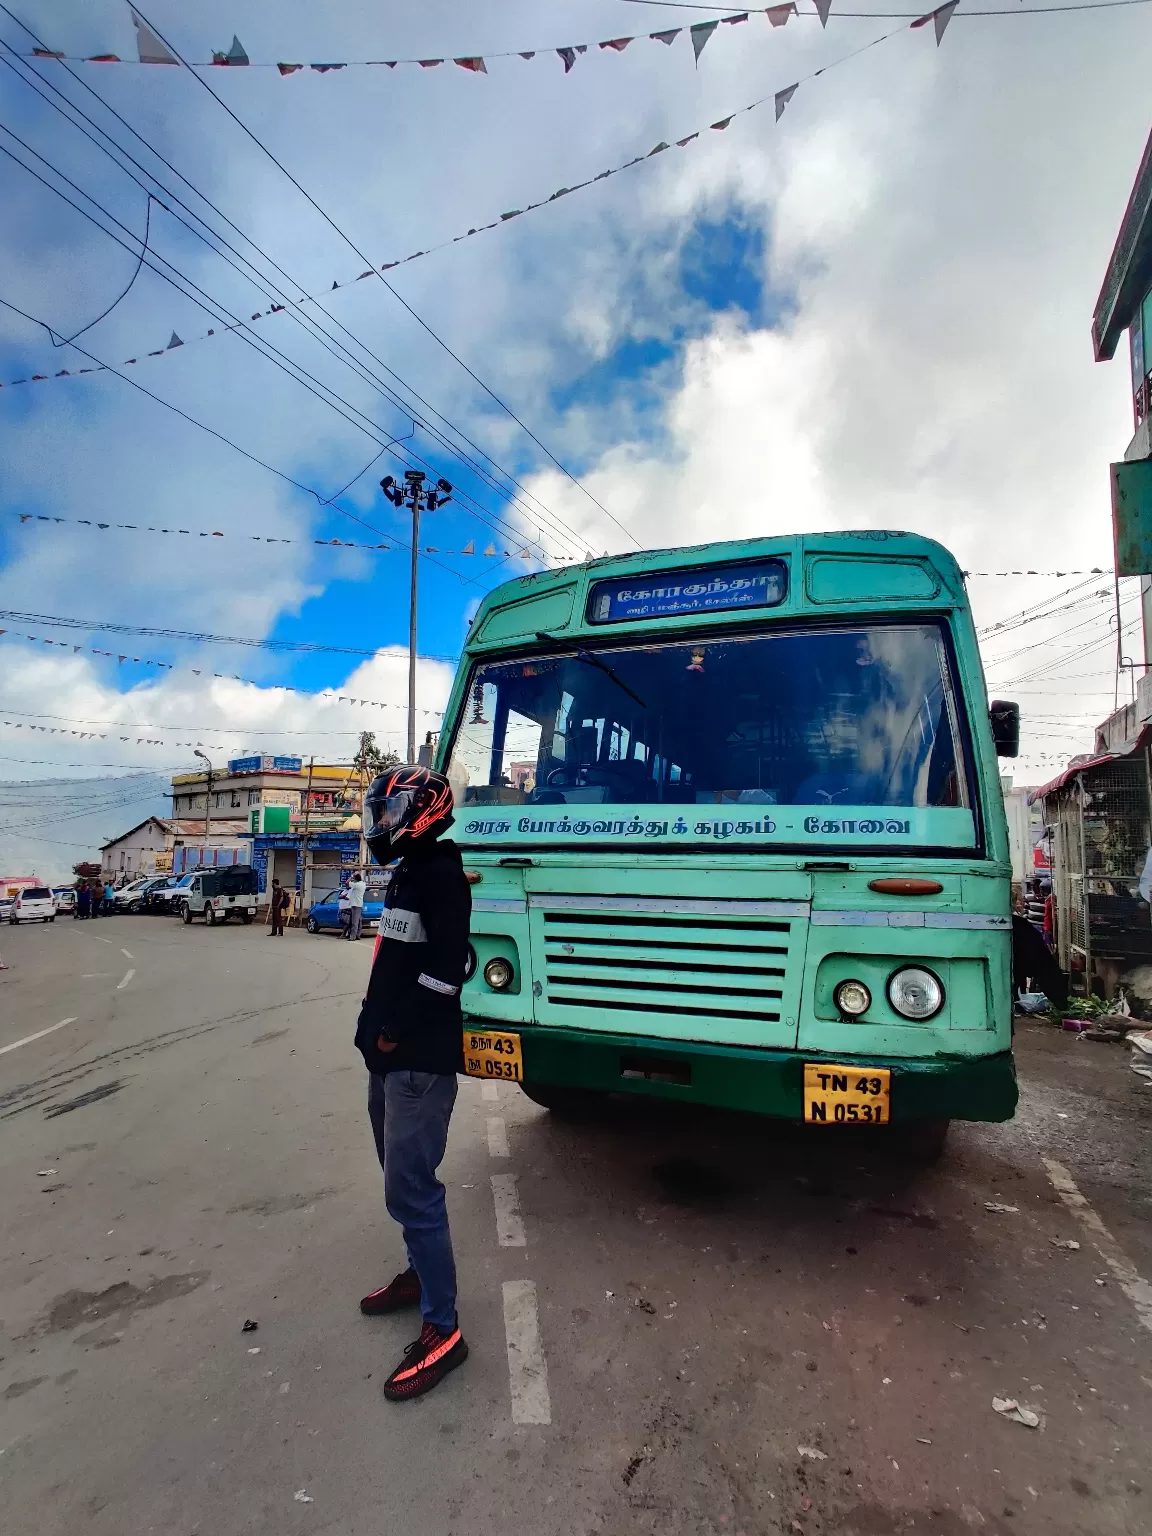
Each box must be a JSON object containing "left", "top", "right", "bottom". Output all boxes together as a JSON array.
[
  {"left": 899, "top": 1118, "right": 950, "bottom": 1163},
  {"left": 518, "top": 1081, "right": 605, "bottom": 1118}
]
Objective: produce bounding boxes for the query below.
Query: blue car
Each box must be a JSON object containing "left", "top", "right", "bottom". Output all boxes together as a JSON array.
[{"left": 306, "top": 880, "right": 390, "bottom": 936}]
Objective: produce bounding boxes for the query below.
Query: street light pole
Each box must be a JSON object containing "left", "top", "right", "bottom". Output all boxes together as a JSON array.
[
  {"left": 381, "top": 470, "right": 452, "bottom": 764},
  {"left": 408, "top": 492, "right": 420, "bottom": 765},
  {"left": 193, "top": 749, "right": 214, "bottom": 856}
]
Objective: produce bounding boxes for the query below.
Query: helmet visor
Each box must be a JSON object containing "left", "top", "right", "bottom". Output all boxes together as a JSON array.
[{"left": 365, "top": 786, "right": 420, "bottom": 841}]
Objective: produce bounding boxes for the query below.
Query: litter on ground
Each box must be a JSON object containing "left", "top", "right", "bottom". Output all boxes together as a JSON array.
[
  {"left": 992, "top": 1397, "right": 1041, "bottom": 1428},
  {"left": 241, "top": 1318, "right": 258, "bottom": 1332},
  {"left": 1050, "top": 1238, "right": 1081, "bottom": 1251},
  {"left": 797, "top": 1446, "right": 828, "bottom": 1460},
  {"left": 985, "top": 1202, "right": 1019, "bottom": 1213},
  {"left": 294, "top": 1489, "right": 313, "bottom": 1503}
]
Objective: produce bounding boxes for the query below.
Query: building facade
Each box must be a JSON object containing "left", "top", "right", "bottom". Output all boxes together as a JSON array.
[{"left": 169, "top": 755, "right": 364, "bottom": 835}]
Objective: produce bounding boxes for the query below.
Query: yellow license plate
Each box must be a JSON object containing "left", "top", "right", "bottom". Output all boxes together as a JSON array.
[
  {"left": 463, "top": 1029, "right": 523, "bottom": 1081},
  {"left": 804, "top": 1064, "right": 891, "bottom": 1125}
]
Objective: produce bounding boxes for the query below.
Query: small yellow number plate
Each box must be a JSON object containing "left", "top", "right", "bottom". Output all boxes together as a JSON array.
[
  {"left": 463, "top": 1028, "right": 523, "bottom": 1081},
  {"left": 804, "top": 1063, "right": 890, "bottom": 1125}
]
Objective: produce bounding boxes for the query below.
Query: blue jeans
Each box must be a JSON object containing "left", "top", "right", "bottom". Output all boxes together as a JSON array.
[{"left": 368, "top": 1070, "right": 458, "bottom": 1330}]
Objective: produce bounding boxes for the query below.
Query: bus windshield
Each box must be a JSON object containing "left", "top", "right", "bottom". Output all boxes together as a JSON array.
[{"left": 447, "top": 623, "right": 977, "bottom": 852}]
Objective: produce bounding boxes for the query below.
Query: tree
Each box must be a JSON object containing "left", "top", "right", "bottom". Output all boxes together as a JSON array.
[{"left": 355, "top": 732, "right": 399, "bottom": 780}]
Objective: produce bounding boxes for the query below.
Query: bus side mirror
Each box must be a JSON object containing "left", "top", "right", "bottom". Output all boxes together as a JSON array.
[{"left": 990, "top": 699, "right": 1020, "bottom": 758}]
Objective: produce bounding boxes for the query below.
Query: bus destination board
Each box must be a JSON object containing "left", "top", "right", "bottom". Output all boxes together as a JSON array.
[{"left": 587, "top": 559, "right": 787, "bottom": 624}]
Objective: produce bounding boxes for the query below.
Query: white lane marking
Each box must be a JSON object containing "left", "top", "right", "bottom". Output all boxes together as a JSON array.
[
  {"left": 116, "top": 969, "right": 135, "bottom": 991},
  {"left": 502, "top": 1279, "right": 551, "bottom": 1425},
  {"left": 487, "top": 1116, "right": 510, "bottom": 1158},
  {"left": 491, "top": 1173, "right": 526, "bottom": 1247},
  {"left": 92, "top": 936, "right": 113, "bottom": 945},
  {"left": 1042, "top": 1157, "right": 1152, "bottom": 1334},
  {"left": 120, "top": 948, "right": 133, "bottom": 960},
  {"left": 481, "top": 1082, "right": 500, "bottom": 1102},
  {"left": 80, "top": 974, "right": 111, "bottom": 979},
  {"left": 0, "top": 1017, "right": 77, "bottom": 1057}
]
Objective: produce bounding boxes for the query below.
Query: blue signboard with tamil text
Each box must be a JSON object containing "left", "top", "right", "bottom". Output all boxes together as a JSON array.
[
  {"left": 228, "top": 754, "right": 304, "bottom": 774},
  {"left": 587, "top": 560, "right": 787, "bottom": 624}
]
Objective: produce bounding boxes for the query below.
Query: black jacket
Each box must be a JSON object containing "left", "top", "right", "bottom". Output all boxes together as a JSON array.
[{"left": 354, "top": 838, "right": 471, "bottom": 1076}]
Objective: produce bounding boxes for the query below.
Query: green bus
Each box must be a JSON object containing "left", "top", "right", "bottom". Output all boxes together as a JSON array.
[{"left": 440, "top": 531, "right": 1020, "bottom": 1159}]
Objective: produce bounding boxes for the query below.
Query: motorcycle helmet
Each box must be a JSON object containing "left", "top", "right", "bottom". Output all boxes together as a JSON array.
[{"left": 363, "top": 764, "right": 454, "bottom": 862}]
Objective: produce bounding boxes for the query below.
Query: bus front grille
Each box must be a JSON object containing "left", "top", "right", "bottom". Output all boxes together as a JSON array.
[{"left": 539, "top": 908, "right": 795, "bottom": 1025}]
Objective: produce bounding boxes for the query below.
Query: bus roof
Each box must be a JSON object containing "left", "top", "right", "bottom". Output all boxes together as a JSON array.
[{"left": 464, "top": 530, "right": 968, "bottom": 655}]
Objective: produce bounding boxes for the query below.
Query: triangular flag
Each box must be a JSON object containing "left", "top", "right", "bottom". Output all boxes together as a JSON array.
[
  {"left": 599, "top": 38, "right": 633, "bottom": 52},
  {"left": 557, "top": 47, "right": 576, "bottom": 72},
  {"left": 774, "top": 83, "right": 798, "bottom": 121},
  {"left": 418, "top": 58, "right": 443, "bottom": 68},
  {"left": 215, "top": 36, "right": 249, "bottom": 66},
  {"left": 911, "top": 0, "right": 959, "bottom": 43},
  {"left": 519, "top": 52, "right": 536, "bottom": 60},
  {"left": 167, "top": 332, "right": 183, "bottom": 348},
  {"left": 278, "top": 63, "right": 302, "bottom": 75},
  {"left": 676, "top": 133, "right": 699, "bottom": 147},
  {"left": 722, "top": 12, "right": 750, "bottom": 23},
  {"left": 461, "top": 540, "right": 475, "bottom": 554},
  {"left": 814, "top": 0, "right": 833, "bottom": 25},
  {"left": 484, "top": 543, "right": 497, "bottom": 556},
  {"left": 766, "top": 3, "right": 796, "bottom": 25},
  {"left": 710, "top": 117, "right": 732, "bottom": 132},
  {"left": 519, "top": 549, "right": 533, "bottom": 561},
  {"left": 690, "top": 20, "right": 719, "bottom": 63},
  {"left": 650, "top": 29, "right": 680, "bottom": 45},
  {"left": 131, "top": 10, "right": 179, "bottom": 65},
  {"left": 454, "top": 57, "right": 487, "bottom": 73},
  {"left": 648, "top": 141, "right": 669, "bottom": 156}
]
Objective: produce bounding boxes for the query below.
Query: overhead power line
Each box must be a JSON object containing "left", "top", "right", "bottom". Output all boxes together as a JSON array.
[
  {"left": 127, "top": 5, "right": 641, "bottom": 552},
  {"left": 0, "top": 110, "right": 561, "bottom": 573},
  {"left": 0, "top": 26, "right": 595, "bottom": 568},
  {"left": 0, "top": 606, "right": 461, "bottom": 660}
]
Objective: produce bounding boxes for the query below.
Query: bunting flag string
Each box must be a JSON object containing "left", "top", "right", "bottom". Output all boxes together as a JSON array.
[
  {"left": 23, "top": 5, "right": 810, "bottom": 77},
  {"left": 20, "top": 1, "right": 1145, "bottom": 76},
  {"left": 7, "top": 510, "right": 537, "bottom": 561},
  {"left": 0, "top": 628, "right": 447, "bottom": 718},
  {"left": 2, "top": 17, "right": 925, "bottom": 394}
]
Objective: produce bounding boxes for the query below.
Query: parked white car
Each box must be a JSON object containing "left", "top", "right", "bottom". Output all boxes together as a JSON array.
[{"left": 9, "top": 886, "right": 56, "bottom": 924}]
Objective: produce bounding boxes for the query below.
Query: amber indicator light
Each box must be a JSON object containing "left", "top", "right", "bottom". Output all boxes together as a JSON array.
[{"left": 867, "top": 877, "right": 944, "bottom": 896}]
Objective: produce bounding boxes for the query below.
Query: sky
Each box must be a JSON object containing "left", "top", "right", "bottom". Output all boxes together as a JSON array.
[{"left": 0, "top": 0, "right": 1149, "bottom": 879}]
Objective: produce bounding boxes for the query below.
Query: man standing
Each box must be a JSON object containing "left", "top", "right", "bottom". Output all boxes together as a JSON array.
[
  {"left": 354, "top": 764, "right": 471, "bottom": 1402},
  {"left": 103, "top": 878, "right": 115, "bottom": 916},
  {"left": 269, "top": 877, "right": 290, "bottom": 936},
  {"left": 75, "top": 883, "right": 90, "bottom": 920},
  {"left": 345, "top": 870, "right": 366, "bottom": 941}
]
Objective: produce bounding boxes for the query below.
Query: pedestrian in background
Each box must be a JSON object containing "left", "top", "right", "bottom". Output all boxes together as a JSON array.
[
  {"left": 345, "top": 870, "right": 366, "bottom": 941},
  {"left": 75, "top": 884, "right": 89, "bottom": 919},
  {"left": 269, "top": 878, "right": 290, "bottom": 936},
  {"left": 88, "top": 880, "right": 100, "bottom": 918},
  {"left": 103, "top": 879, "right": 114, "bottom": 916}
]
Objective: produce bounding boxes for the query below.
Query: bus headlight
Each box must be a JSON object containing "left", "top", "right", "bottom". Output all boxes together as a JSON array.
[
  {"left": 484, "top": 957, "right": 514, "bottom": 991},
  {"left": 834, "top": 979, "right": 871, "bottom": 1017},
  {"left": 887, "top": 966, "right": 944, "bottom": 1021}
]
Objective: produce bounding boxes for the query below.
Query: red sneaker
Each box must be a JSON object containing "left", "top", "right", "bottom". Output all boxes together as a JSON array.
[
  {"left": 360, "top": 1268, "right": 421, "bottom": 1316},
  {"left": 383, "top": 1320, "right": 468, "bottom": 1402}
]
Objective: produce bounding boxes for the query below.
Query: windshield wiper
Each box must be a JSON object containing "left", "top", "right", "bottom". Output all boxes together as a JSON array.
[{"left": 535, "top": 631, "right": 646, "bottom": 708}]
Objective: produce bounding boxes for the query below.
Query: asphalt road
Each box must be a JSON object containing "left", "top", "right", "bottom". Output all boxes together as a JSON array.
[{"left": 1, "top": 914, "right": 1150, "bottom": 1536}]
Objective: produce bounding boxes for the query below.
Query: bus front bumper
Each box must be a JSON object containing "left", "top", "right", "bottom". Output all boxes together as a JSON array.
[{"left": 478, "top": 1021, "right": 1018, "bottom": 1123}]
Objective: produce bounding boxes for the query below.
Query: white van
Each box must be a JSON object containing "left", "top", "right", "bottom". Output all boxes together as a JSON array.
[{"left": 10, "top": 886, "right": 56, "bottom": 924}]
